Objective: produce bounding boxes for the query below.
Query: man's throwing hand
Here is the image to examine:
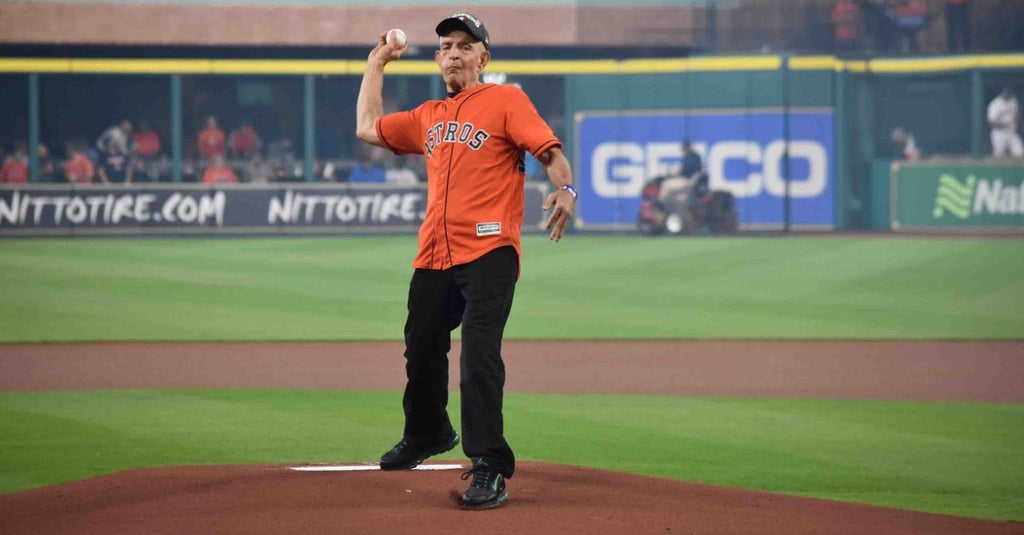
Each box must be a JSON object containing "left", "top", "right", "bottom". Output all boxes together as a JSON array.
[
  {"left": 369, "top": 30, "right": 408, "bottom": 64},
  {"left": 543, "top": 188, "right": 575, "bottom": 242}
]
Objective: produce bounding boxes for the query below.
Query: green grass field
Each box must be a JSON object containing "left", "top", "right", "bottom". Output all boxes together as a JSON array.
[
  {"left": 2, "top": 235, "right": 1023, "bottom": 341},
  {"left": 1, "top": 236, "right": 1022, "bottom": 521},
  {"left": 1, "top": 390, "right": 1021, "bottom": 521}
]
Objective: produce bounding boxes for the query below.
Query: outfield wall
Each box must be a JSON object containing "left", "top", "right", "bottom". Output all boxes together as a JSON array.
[{"left": 2, "top": 54, "right": 1023, "bottom": 234}]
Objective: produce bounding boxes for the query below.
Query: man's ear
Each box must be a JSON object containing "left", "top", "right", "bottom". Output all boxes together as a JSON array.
[
  {"left": 478, "top": 50, "right": 491, "bottom": 71},
  {"left": 435, "top": 49, "right": 443, "bottom": 65}
]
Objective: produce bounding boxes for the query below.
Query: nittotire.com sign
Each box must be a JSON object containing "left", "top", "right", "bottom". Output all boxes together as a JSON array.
[{"left": 0, "top": 183, "right": 550, "bottom": 236}]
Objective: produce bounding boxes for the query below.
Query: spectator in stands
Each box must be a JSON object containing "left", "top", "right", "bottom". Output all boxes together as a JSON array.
[
  {"left": 385, "top": 155, "right": 419, "bottom": 185},
  {"left": 202, "top": 154, "right": 239, "bottom": 184},
  {"left": 858, "top": 0, "right": 896, "bottom": 54},
  {"left": 97, "top": 143, "right": 133, "bottom": 184},
  {"left": 133, "top": 120, "right": 162, "bottom": 159},
  {"left": 268, "top": 137, "right": 300, "bottom": 181},
  {"left": 132, "top": 120, "right": 162, "bottom": 182},
  {"left": 945, "top": 0, "right": 970, "bottom": 53},
  {"left": 988, "top": 88, "right": 1023, "bottom": 158},
  {"left": 229, "top": 119, "right": 262, "bottom": 159},
  {"left": 890, "top": 127, "right": 920, "bottom": 160},
  {"left": 197, "top": 115, "right": 226, "bottom": 161},
  {"left": 889, "top": 0, "right": 930, "bottom": 54},
  {"left": 348, "top": 147, "right": 387, "bottom": 183},
  {"left": 348, "top": 159, "right": 386, "bottom": 183},
  {"left": 0, "top": 141, "right": 29, "bottom": 184},
  {"left": 96, "top": 119, "right": 133, "bottom": 156},
  {"left": 315, "top": 159, "right": 338, "bottom": 182},
  {"left": 832, "top": 0, "right": 862, "bottom": 55},
  {"left": 64, "top": 143, "right": 96, "bottom": 185},
  {"left": 37, "top": 143, "right": 57, "bottom": 183},
  {"left": 245, "top": 152, "right": 274, "bottom": 184}
]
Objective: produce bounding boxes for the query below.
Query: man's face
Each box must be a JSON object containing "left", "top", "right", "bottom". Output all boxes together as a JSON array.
[{"left": 435, "top": 31, "right": 489, "bottom": 91}]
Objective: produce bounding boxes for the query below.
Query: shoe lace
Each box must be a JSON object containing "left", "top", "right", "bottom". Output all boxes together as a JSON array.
[{"left": 461, "top": 464, "right": 499, "bottom": 489}]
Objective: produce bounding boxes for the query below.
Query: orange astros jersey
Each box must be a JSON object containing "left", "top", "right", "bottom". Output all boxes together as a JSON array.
[{"left": 376, "top": 83, "right": 560, "bottom": 271}]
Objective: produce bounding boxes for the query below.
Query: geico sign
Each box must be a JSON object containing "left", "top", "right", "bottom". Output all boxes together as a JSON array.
[{"left": 591, "top": 141, "right": 828, "bottom": 198}]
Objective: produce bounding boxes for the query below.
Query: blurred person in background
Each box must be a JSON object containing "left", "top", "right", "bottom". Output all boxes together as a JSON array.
[
  {"left": 680, "top": 139, "right": 703, "bottom": 179},
  {"left": 385, "top": 154, "right": 419, "bottom": 185},
  {"left": 182, "top": 144, "right": 199, "bottom": 182},
  {"left": 229, "top": 119, "right": 262, "bottom": 159},
  {"left": 37, "top": 143, "right": 57, "bottom": 183},
  {"left": 945, "top": 0, "right": 970, "bottom": 53},
  {"left": 132, "top": 120, "right": 162, "bottom": 182},
  {"left": 347, "top": 158, "right": 386, "bottom": 183},
  {"left": 96, "top": 143, "right": 133, "bottom": 184},
  {"left": 659, "top": 140, "right": 705, "bottom": 202},
  {"left": 245, "top": 152, "right": 275, "bottom": 184},
  {"left": 96, "top": 119, "right": 133, "bottom": 156},
  {"left": 858, "top": 0, "right": 896, "bottom": 54},
  {"left": 133, "top": 120, "right": 161, "bottom": 159},
  {"left": 202, "top": 154, "right": 239, "bottom": 184},
  {"left": 268, "top": 137, "right": 300, "bottom": 181},
  {"left": 832, "top": 0, "right": 862, "bottom": 55},
  {"left": 315, "top": 159, "right": 338, "bottom": 182},
  {"left": 890, "top": 127, "right": 920, "bottom": 160},
  {"left": 198, "top": 115, "right": 226, "bottom": 161},
  {"left": 988, "top": 87, "right": 1023, "bottom": 158},
  {"left": 889, "top": 0, "right": 930, "bottom": 54},
  {"left": 0, "top": 141, "right": 29, "bottom": 184},
  {"left": 64, "top": 143, "right": 95, "bottom": 185}
]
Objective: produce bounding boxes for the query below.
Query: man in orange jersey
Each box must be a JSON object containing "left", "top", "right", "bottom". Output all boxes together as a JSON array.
[
  {"left": 64, "top": 144, "right": 95, "bottom": 185},
  {"left": 202, "top": 154, "right": 239, "bottom": 184},
  {"left": 0, "top": 142, "right": 29, "bottom": 184},
  {"left": 356, "top": 12, "right": 576, "bottom": 510},
  {"left": 197, "top": 115, "right": 226, "bottom": 161}
]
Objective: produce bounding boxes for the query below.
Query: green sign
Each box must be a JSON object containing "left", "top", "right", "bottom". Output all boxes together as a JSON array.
[{"left": 893, "top": 163, "right": 1024, "bottom": 229}]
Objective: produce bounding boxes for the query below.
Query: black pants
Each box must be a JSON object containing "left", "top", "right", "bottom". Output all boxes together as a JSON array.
[{"left": 401, "top": 246, "right": 518, "bottom": 477}]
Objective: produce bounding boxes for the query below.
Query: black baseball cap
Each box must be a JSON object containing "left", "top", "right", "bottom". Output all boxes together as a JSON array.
[{"left": 435, "top": 12, "right": 490, "bottom": 49}]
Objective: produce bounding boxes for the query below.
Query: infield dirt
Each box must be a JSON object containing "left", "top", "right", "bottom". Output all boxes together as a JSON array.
[{"left": 1, "top": 339, "right": 1022, "bottom": 534}]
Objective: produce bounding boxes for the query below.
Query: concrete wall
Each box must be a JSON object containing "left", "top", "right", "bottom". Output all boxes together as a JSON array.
[{"left": 0, "top": 1, "right": 697, "bottom": 47}]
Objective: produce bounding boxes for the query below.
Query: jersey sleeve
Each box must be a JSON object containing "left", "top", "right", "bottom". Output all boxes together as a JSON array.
[
  {"left": 503, "top": 87, "right": 561, "bottom": 157},
  {"left": 376, "top": 106, "right": 425, "bottom": 155}
]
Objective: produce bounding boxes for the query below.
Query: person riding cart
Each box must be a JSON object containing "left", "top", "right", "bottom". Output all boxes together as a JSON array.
[{"left": 637, "top": 140, "right": 739, "bottom": 236}]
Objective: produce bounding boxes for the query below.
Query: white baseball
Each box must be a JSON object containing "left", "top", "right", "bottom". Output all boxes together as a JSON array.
[{"left": 386, "top": 28, "right": 407, "bottom": 47}]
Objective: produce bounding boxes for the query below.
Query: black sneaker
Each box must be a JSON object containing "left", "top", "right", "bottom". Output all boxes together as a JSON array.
[
  {"left": 379, "top": 432, "right": 459, "bottom": 470},
  {"left": 459, "top": 459, "right": 509, "bottom": 510}
]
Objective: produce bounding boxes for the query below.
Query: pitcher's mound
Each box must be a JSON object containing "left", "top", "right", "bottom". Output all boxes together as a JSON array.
[{"left": 1, "top": 462, "right": 1020, "bottom": 535}]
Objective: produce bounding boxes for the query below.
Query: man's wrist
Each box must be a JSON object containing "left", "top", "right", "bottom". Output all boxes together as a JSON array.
[{"left": 559, "top": 184, "right": 578, "bottom": 201}]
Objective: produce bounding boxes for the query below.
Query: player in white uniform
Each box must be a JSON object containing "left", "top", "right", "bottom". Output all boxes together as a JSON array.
[{"left": 987, "top": 88, "right": 1023, "bottom": 158}]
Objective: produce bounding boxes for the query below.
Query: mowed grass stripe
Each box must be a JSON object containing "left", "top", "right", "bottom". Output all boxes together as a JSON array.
[
  {"left": 0, "top": 389, "right": 1020, "bottom": 521},
  {"left": 1, "top": 236, "right": 1023, "bottom": 341}
]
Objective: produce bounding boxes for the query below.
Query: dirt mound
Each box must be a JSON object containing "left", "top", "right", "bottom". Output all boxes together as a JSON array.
[{"left": 2, "top": 462, "right": 1021, "bottom": 535}]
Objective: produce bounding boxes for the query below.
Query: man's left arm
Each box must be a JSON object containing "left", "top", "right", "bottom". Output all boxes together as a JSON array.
[{"left": 538, "top": 146, "right": 576, "bottom": 242}]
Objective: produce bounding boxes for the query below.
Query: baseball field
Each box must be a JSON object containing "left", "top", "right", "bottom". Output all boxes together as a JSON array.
[{"left": 1, "top": 234, "right": 1022, "bottom": 534}]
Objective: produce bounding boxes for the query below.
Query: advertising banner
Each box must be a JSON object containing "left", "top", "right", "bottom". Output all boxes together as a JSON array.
[
  {"left": 0, "top": 183, "right": 550, "bottom": 236},
  {"left": 574, "top": 109, "right": 834, "bottom": 229},
  {"left": 892, "top": 162, "right": 1024, "bottom": 230}
]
